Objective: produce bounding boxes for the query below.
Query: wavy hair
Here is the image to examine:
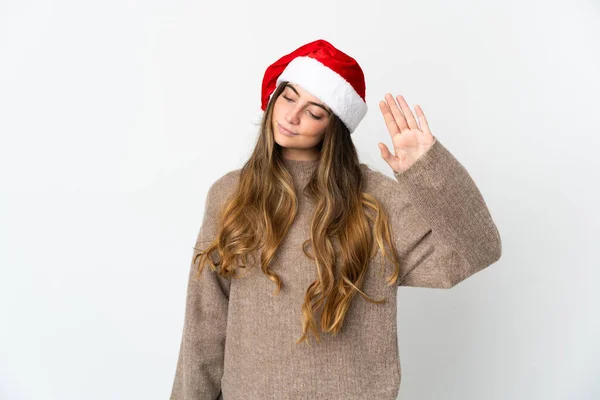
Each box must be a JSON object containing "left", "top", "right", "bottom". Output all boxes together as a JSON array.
[{"left": 193, "top": 80, "right": 402, "bottom": 345}]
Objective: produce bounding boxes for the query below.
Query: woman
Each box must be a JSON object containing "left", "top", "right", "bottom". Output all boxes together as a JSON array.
[{"left": 170, "top": 39, "right": 501, "bottom": 400}]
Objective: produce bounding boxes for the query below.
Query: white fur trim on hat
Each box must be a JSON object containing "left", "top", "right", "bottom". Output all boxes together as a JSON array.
[
  {"left": 276, "top": 56, "right": 367, "bottom": 133},
  {"left": 251, "top": 109, "right": 264, "bottom": 126}
]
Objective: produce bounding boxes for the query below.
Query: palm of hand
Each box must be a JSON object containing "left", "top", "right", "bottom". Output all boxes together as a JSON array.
[{"left": 378, "top": 93, "right": 436, "bottom": 174}]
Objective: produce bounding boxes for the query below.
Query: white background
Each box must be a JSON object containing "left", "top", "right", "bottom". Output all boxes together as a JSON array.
[{"left": 1, "top": 1, "right": 599, "bottom": 399}]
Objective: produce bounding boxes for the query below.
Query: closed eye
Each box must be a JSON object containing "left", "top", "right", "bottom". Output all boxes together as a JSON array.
[{"left": 282, "top": 96, "right": 323, "bottom": 120}]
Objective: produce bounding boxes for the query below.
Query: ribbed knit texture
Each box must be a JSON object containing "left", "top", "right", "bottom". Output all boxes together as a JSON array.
[{"left": 170, "top": 138, "right": 502, "bottom": 400}]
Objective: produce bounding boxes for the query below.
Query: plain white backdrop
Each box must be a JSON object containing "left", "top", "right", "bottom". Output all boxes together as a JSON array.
[{"left": 1, "top": 0, "right": 599, "bottom": 399}]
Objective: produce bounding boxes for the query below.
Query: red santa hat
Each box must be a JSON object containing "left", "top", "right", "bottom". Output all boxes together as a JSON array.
[{"left": 251, "top": 39, "right": 368, "bottom": 134}]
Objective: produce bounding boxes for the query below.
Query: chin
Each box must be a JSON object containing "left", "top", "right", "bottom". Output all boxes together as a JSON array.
[{"left": 274, "top": 135, "right": 293, "bottom": 148}]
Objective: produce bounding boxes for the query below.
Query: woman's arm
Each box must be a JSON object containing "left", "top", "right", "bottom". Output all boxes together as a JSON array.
[
  {"left": 375, "top": 93, "right": 501, "bottom": 288},
  {"left": 383, "top": 137, "right": 502, "bottom": 288},
  {"left": 170, "top": 175, "right": 233, "bottom": 400}
]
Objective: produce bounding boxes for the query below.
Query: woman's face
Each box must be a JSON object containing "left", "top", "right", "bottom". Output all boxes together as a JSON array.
[{"left": 271, "top": 82, "right": 332, "bottom": 160}]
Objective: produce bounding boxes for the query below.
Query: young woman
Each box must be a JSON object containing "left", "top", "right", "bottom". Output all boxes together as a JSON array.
[{"left": 170, "top": 39, "right": 502, "bottom": 400}]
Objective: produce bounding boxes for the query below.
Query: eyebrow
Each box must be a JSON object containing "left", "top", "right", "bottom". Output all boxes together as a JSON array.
[{"left": 285, "top": 84, "right": 331, "bottom": 115}]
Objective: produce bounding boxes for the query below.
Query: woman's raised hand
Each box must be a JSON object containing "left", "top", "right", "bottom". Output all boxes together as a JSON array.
[{"left": 378, "top": 93, "right": 436, "bottom": 174}]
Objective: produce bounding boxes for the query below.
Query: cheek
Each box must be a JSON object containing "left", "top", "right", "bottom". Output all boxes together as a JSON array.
[
  {"left": 271, "top": 101, "right": 285, "bottom": 125},
  {"left": 306, "top": 119, "right": 328, "bottom": 137},
  {"left": 271, "top": 101, "right": 280, "bottom": 118},
  {"left": 272, "top": 101, "right": 291, "bottom": 124},
  {"left": 307, "top": 116, "right": 327, "bottom": 135},
  {"left": 271, "top": 97, "right": 281, "bottom": 113}
]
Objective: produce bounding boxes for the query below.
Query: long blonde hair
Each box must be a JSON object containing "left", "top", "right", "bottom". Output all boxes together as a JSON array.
[{"left": 194, "top": 81, "right": 402, "bottom": 345}]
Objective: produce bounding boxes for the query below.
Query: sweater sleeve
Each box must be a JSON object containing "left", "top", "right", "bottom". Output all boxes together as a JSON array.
[
  {"left": 170, "top": 178, "right": 231, "bottom": 400},
  {"left": 384, "top": 137, "right": 502, "bottom": 288}
]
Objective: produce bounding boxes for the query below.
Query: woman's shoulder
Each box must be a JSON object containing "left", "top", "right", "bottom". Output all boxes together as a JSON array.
[
  {"left": 209, "top": 168, "right": 242, "bottom": 190},
  {"left": 359, "top": 162, "right": 399, "bottom": 194},
  {"left": 204, "top": 168, "right": 242, "bottom": 205},
  {"left": 358, "top": 162, "right": 412, "bottom": 214}
]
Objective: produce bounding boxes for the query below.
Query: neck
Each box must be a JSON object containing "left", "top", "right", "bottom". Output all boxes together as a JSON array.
[{"left": 282, "top": 157, "right": 319, "bottom": 190}]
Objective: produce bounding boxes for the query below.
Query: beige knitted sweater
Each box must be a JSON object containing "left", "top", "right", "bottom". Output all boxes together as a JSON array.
[{"left": 170, "top": 138, "right": 502, "bottom": 400}]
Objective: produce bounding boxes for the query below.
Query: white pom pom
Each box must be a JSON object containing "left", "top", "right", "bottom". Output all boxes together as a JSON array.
[{"left": 251, "top": 110, "right": 264, "bottom": 126}]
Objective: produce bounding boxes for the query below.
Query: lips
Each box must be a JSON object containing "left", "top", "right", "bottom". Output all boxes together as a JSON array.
[{"left": 277, "top": 122, "right": 297, "bottom": 135}]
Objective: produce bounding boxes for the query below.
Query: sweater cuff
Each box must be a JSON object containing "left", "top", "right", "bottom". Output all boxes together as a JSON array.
[{"left": 392, "top": 137, "right": 444, "bottom": 186}]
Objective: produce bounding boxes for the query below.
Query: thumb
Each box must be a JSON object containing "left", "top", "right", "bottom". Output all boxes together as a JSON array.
[{"left": 378, "top": 143, "right": 395, "bottom": 166}]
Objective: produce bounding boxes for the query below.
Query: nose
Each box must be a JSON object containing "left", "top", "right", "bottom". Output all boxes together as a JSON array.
[{"left": 285, "top": 105, "right": 301, "bottom": 125}]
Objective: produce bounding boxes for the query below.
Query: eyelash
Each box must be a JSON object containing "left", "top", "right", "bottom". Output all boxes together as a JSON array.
[{"left": 282, "top": 95, "right": 322, "bottom": 120}]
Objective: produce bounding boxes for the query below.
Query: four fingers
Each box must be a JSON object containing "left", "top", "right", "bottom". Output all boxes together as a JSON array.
[
  {"left": 378, "top": 94, "right": 433, "bottom": 171},
  {"left": 378, "top": 94, "right": 431, "bottom": 136}
]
